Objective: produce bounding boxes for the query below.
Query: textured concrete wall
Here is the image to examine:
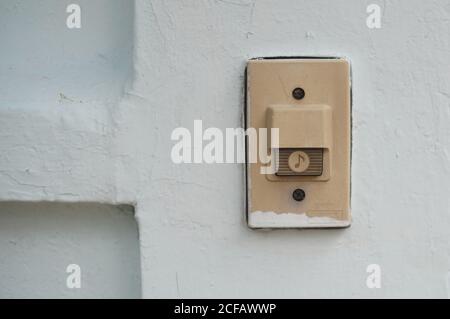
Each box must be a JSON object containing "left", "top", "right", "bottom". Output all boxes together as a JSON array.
[
  {"left": 0, "top": 202, "right": 140, "bottom": 299},
  {"left": 0, "top": 0, "right": 139, "bottom": 298},
  {"left": 1, "top": 0, "right": 450, "bottom": 298}
]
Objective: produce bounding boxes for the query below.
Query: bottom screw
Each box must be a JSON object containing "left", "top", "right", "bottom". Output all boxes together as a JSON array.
[{"left": 292, "top": 189, "right": 306, "bottom": 202}]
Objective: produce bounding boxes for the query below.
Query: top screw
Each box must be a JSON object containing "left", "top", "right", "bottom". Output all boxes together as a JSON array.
[{"left": 292, "top": 87, "right": 305, "bottom": 100}]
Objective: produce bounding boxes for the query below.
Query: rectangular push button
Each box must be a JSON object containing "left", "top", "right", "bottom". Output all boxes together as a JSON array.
[
  {"left": 267, "top": 104, "right": 332, "bottom": 149},
  {"left": 276, "top": 148, "right": 323, "bottom": 176}
]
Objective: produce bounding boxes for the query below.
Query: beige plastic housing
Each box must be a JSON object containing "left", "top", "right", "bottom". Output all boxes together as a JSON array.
[
  {"left": 267, "top": 104, "right": 332, "bottom": 149},
  {"left": 246, "top": 58, "right": 351, "bottom": 229}
]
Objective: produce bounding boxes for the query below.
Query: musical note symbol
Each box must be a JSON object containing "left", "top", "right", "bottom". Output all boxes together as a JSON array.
[
  {"left": 288, "top": 151, "right": 310, "bottom": 173},
  {"left": 295, "top": 154, "right": 305, "bottom": 169}
]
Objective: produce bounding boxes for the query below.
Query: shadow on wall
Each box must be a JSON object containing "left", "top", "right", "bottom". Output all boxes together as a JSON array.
[{"left": 0, "top": 202, "right": 141, "bottom": 299}]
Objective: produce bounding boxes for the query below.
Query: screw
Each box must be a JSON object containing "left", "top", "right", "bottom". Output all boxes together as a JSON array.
[
  {"left": 292, "top": 87, "right": 305, "bottom": 100},
  {"left": 292, "top": 188, "right": 306, "bottom": 202}
]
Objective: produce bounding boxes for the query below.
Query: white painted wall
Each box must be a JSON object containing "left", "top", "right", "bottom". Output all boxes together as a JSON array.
[
  {"left": 0, "top": 0, "right": 139, "bottom": 298},
  {"left": 1, "top": 0, "right": 450, "bottom": 298},
  {"left": 0, "top": 202, "right": 140, "bottom": 299}
]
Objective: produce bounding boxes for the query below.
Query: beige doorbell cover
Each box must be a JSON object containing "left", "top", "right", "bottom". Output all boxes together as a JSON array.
[{"left": 246, "top": 57, "right": 351, "bottom": 229}]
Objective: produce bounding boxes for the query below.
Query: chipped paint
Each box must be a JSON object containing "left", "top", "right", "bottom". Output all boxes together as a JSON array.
[{"left": 249, "top": 211, "right": 351, "bottom": 229}]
